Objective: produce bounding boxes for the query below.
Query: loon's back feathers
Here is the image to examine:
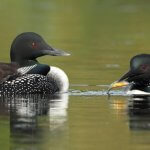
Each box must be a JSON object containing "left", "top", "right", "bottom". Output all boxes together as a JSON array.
[
  {"left": 0, "top": 63, "right": 68, "bottom": 94},
  {"left": 0, "top": 64, "right": 60, "bottom": 94},
  {"left": 1, "top": 74, "right": 59, "bottom": 94}
]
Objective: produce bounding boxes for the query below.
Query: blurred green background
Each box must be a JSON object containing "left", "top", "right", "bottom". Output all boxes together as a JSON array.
[{"left": 1, "top": 0, "right": 150, "bottom": 86}]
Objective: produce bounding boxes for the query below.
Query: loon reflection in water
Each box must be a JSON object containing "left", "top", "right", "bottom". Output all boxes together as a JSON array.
[
  {"left": 110, "top": 95, "right": 150, "bottom": 131},
  {"left": 0, "top": 93, "right": 69, "bottom": 146},
  {"left": 128, "top": 96, "right": 150, "bottom": 131}
]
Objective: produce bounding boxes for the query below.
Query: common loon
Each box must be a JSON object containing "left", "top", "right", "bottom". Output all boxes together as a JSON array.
[
  {"left": 0, "top": 32, "right": 70, "bottom": 94},
  {"left": 108, "top": 54, "right": 150, "bottom": 95}
]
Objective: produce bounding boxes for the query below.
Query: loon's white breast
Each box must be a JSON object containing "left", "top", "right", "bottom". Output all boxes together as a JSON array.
[{"left": 47, "top": 66, "right": 69, "bottom": 93}]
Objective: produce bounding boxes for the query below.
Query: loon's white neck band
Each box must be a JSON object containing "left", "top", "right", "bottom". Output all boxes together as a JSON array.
[{"left": 47, "top": 66, "right": 69, "bottom": 93}]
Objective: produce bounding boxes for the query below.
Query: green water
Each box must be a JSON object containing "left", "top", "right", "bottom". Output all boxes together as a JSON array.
[{"left": 0, "top": 0, "right": 150, "bottom": 150}]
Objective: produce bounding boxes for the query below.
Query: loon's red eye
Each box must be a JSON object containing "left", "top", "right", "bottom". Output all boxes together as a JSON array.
[{"left": 32, "top": 42, "right": 37, "bottom": 49}]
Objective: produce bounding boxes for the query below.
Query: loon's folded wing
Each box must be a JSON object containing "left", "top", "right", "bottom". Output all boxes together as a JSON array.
[{"left": 0, "top": 62, "right": 19, "bottom": 83}]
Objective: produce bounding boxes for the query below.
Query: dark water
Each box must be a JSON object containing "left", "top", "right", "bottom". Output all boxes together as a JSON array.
[{"left": 0, "top": 0, "right": 150, "bottom": 150}]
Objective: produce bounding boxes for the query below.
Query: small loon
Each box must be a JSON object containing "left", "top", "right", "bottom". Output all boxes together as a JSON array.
[
  {"left": 108, "top": 54, "right": 150, "bottom": 95},
  {"left": 0, "top": 32, "right": 70, "bottom": 94}
]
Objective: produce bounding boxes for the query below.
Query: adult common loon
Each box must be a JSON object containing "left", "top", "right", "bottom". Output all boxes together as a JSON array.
[
  {"left": 108, "top": 54, "right": 150, "bottom": 95},
  {"left": 0, "top": 32, "right": 70, "bottom": 94}
]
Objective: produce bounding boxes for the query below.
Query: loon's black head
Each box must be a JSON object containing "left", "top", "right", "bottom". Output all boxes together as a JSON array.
[
  {"left": 10, "top": 32, "right": 70, "bottom": 65},
  {"left": 108, "top": 54, "right": 150, "bottom": 91}
]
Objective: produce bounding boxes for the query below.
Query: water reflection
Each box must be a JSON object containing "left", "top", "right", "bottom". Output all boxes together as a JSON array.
[
  {"left": 0, "top": 93, "right": 69, "bottom": 149},
  {"left": 128, "top": 96, "right": 150, "bottom": 131},
  {"left": 110, "top": 95, "right": 150, "bottom": 131},
  {"left": 49, "top": 94, "right": 69, "bottom": 131}
]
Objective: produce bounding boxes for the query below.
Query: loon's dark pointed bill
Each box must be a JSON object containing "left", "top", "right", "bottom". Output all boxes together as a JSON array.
[
  {"left": 118, "top": 70, "right": 131, "bottom": 81},
  {"left": 117, "top": 70, "right": 139, "bottom": 82},
  {"left": 42, "top": 48, "right": 70, "bottom": 56},
  {"left": 108, "top": 70, "right": 135, "bottom": 94}
]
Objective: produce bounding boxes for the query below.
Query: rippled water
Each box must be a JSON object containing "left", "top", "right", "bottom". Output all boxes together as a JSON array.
[{"left": 1, "top": 0, "right": 150, "bottom": 150}]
